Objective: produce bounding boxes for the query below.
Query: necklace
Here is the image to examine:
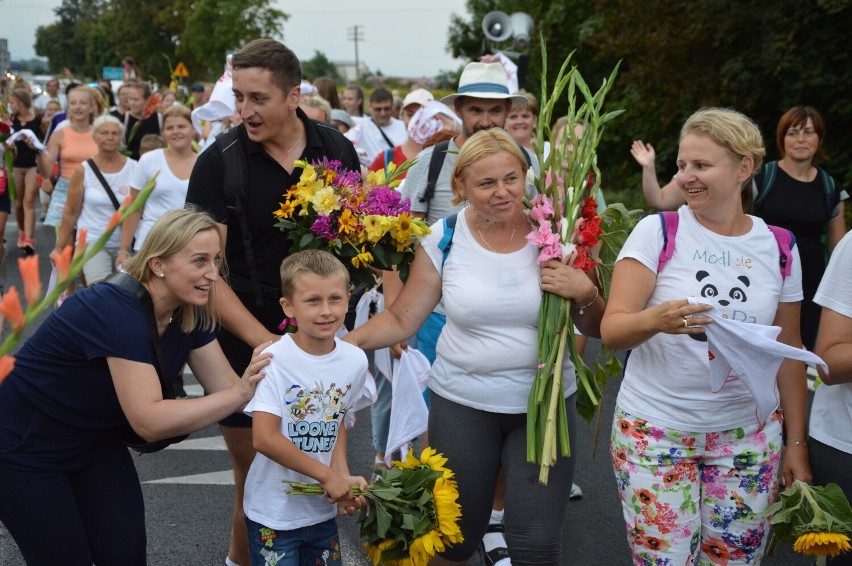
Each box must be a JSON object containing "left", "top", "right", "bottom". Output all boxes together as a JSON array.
[
  {"left": 474, "top": 209, "right": 523, "bottom": 254},
  {"left": 156, "top": 316, "right": 173, "bottom": 328},
  {"left": 286, "top": 133, "right": 305, "bottom": 155},
  {"left": 70, "top": 123, "right": 91, "bottom": 133}
]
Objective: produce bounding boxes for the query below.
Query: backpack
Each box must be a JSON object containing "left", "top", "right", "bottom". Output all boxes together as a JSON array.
[
  {"left": 656, "top": 211, "right": 795, "bottom": 280},
  {"left": 437, "top": 212, "right": 458, "bottom": 268}
]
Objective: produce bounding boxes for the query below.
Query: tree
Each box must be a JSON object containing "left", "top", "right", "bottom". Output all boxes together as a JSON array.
[
  {"left": 35, "top": 0, "right": 109, "bottom": 78},
  {"left": 301, "top": 51, "right": 342, "bottom": 83}
]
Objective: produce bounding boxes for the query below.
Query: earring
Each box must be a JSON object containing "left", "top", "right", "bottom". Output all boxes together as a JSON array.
[{"left": 159, "top": 273, "right": 165, "bottom": 278}]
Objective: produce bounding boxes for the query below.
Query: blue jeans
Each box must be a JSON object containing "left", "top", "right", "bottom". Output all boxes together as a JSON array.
[{"left": 245, "top": 516, "right": 341, "bottom": 566}]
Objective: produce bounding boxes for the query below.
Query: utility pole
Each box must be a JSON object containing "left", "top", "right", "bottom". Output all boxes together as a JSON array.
[{"left": 347, "top": 25, "right": 364, "bottom": 82}]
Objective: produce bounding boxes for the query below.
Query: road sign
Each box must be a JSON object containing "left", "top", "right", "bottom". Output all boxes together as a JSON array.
[{"left": 172, "top": 61, "right": 189, "bottom": 78}]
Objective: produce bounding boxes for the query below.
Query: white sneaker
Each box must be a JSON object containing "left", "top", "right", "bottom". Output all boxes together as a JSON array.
[{"left": 570, "top": 482, "right": 583, "bottom": 499}]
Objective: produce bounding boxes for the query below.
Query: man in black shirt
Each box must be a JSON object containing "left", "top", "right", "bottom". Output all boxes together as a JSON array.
[{"left": 185, "top": 38, "right": 359, "bottom": 566}]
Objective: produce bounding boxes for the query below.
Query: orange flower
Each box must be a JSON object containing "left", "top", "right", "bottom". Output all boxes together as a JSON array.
[
  {"left": 74, "top": 228, "right": 88, "bottom": 259},
  {"left": 702, "top": 536, "right": 731, "bottom": 565},
  {"left": 50, "top": 245, "right": 73, "bottom": 280},
  {"left": 119, "top": 194, "right": 133, "bottom": 210},
  {"left": 0, "top": 287, "right": 26, "bottom": 333},
  {"left": 17, "top": 255, "right": 41, "bottom": 306},
  {"left": 0, "top": 355, "right": 15, "bottom": 384},
  {"left": 106, "top": 211, "right": 121, "bottom": 232},
  {"left": 635, "top": 488, "right": 656, "bottom": 505}
]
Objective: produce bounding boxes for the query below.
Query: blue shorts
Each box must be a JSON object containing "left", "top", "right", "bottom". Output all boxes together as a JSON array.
[{"left": 245, "top": 516, "right": 341, "bottom": 566}]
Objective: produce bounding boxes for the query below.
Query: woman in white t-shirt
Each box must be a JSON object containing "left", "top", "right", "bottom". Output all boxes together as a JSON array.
[
  {"left": 811, "top": 230, "right": 852, "bottom": 566},
  {"left": 345, "top": 128, "right": 604, "bottom": 565},
  {"left": 602, "top": 108, "right": 812, "bottom": 565},
  {"left": 118, "top": 104, "right": 197, "bottom": 267},
  {"left": 52, "top": 114, "right": 135, "bottom": 285}
]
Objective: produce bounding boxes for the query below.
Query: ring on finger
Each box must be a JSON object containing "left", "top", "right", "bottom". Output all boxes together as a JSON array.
[{"left": 682, "top": 317, "right": 689, "bottom": 328}]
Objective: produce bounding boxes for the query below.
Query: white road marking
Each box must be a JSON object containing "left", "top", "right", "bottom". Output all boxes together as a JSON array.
[{"left": 144, "top": 470, "right": 235, "bottom": 485}]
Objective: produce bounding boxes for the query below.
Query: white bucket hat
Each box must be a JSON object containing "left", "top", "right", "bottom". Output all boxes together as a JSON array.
[{"left": 441, "top": 62, "right": 528, "bottom": 106}]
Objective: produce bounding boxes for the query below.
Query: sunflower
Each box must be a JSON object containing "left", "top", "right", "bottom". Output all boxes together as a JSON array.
[
  {"left": 364, "top": 538, "right": 395, "bottom": 566},
  {"left": 338, "top": 208, "right": 357, "bottom": 236},
  {"left": 352, "top": 246, "right": 374, "bottom": 269},
  {"left": 273, "top": 199, "right": 297, "bottom": 219},
  {"left": 409, "top": 529, "right": 447, "bottom": 563},
  {"left": 433, "top": 479, "right": 464, "bottom": 544},
  {"left": 793, "top": 532, "right": 852, "bottom": 557}
]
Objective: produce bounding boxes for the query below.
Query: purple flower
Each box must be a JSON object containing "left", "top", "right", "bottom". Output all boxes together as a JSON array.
[
  {"left": 364, "top": 186, "right": 409, "bottom": 216},
  {"left": 311, "top": 216, "right": 338, "bottom": 240}
]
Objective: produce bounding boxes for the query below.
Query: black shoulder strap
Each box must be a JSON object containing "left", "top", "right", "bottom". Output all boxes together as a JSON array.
[
  {"left": 104, "top": 272, "right": 174, "bottom": 399},
  {"left": 87, "top": 159, "right": 121, "bottom": 210},
  {"left": 216, "top": 128, "right": 265, "bottom": 307},
  {"left": 371, "top": 118, "right": 395, "bottom": 148},
  {"left": 421, "top": 140, "right": 450, "bottom": 205}
]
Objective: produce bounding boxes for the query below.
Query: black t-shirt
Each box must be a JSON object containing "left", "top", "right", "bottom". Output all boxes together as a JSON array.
[
  {"left": 185, "top": 108, "right": 359, "bottom": 322},
  {"left": 12, "top": 115, "right": 43, "bottom": 167},
  {"left": 755, "top": 165, "right": 844, "bottom": 298},
  {"left": 123, "top": 113, "right": 160, "bottom": 160}
]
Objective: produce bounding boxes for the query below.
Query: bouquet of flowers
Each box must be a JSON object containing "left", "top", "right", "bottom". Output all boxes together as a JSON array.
[
  {"left": 767, "top": 480, "right": 852, "bottom": 564},
  {"left": 273, "top": 158, "right": 430, "bottom": 288},
  {"left": 285, "top": 447, "right": 463, "bottom": 566},
  {"left": 525, "top": 42, "right": 637, "bottom": 485}
]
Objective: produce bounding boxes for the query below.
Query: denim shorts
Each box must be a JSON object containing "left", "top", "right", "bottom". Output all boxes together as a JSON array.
[{"left": 245, "top": 516, "right": 341, "bottom": 566}]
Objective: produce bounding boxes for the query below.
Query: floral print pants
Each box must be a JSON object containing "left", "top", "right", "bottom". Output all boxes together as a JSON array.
[{"left": 610, "top": 406, "right": 783, "bottom": 566}]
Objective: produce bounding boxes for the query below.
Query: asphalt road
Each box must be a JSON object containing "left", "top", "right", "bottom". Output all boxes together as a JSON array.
[{"left": 0, "top": 221, "right": 810, "bottom": 565}]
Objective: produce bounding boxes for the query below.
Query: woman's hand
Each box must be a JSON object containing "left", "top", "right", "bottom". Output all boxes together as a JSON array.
[
  {"left": 540, "top": 260, "right": 595, "bottom": 301},
  {"left": 239, "top": 340, "right": 275, "bottom": 400},
  {"left": 782, "top": 443, "right": 812, "bottom": 487},
  {"left": 630, "top": 140, "right": 656, "bottom": 169},
  {"left": 650, "top": 299, "right": 713, "bottom": 335}
]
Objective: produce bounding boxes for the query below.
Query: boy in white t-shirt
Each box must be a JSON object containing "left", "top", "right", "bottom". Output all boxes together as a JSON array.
[{"left": 243, "top": 250, "right": 369, "bottom": 566}]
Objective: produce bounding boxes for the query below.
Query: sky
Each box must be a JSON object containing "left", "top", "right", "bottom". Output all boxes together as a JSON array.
[{"left": 0, "top": 0, "right": 470, "bottom": 78}]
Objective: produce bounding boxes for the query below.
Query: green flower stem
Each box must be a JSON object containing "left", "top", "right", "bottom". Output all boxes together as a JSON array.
[
  {"left": 798, "top": 481, "right": 827, "bottom": 526},
  {"left": 539, "top": 318, "right": 571, "bottom": 486},
  {"left": 0, "top": 173, "right": 157, "bottom": 357}
]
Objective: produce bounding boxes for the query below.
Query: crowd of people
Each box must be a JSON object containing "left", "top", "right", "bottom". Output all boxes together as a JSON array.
[{"left": 0, "top": 37, "right": 849, "bottom": 566}]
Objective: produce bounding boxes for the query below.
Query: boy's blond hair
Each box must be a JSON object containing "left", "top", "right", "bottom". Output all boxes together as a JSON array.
[
  {"left": 139, "top": 134, "right": 165, "bottom": 155},
  {"left": 279, "top": 250, "right": 350, "bottom": 300}
]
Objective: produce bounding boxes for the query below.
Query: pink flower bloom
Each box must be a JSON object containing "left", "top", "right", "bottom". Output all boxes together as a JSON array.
[
  {"left": 538, "top": 240, "right": 563, "bottom": 263},
  {"left": 528, "top": 194, "right": 555, "bottom": 224}
]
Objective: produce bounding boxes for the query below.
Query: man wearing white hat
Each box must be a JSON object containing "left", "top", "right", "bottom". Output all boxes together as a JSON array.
[{"left": 401, "top": 61, "right": 534, "bottom": 226}]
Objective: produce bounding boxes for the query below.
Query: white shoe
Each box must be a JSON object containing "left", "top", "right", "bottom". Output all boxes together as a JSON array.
[{"left": 570, "top": 482, "right": 583, "bottom": 499}]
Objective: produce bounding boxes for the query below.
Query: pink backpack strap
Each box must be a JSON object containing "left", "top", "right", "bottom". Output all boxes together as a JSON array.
[
  {"left": 767, "top": 225, "right": 795, "bottom": 280},
  {"left": 657, "top": 211, "right": 679, "bottom": 273}
]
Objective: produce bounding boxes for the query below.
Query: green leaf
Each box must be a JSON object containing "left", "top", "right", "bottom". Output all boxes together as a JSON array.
[
  {"left": 375, "top": 501, "right": 392, "bottom": 539},
  {"left": 299, "top": 233, "right": 315, "bottom": 249}
]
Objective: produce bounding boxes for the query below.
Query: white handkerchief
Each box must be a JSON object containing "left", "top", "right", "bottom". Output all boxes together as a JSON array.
[
  {"left": 353, "top": 286, "right": 392, "bottom": 380},
  {"left": 191, "top": 54, "right": 235, "bottom": 134},
  {"left": 5, "top": 129, "right": 47, "bottom": 153},
  {"left": 688, "top": 297, "right": 827, "bottom": 423},
  {"left": 385, "top": 348, "right": 431, "bottom": 466}
]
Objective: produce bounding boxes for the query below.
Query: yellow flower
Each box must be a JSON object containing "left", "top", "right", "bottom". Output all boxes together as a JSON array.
[
  {"left": 311, "top": 187, "right": 342, "bottom": 216},
  {"left": 338, "top": 208, "right": 357, "bottom": 236},
  {"left": 273, "top": 199, "right": 298, "bottom": 219},
  {"left": 323, "top": 168, "right": 336, "bottom": 185},
  {"left": 391, "top": 212, "right": 414, "bottom": 246},
  {"left": 363, "top": 215, "right": 391, "bottom": 243},
  {"left": 296, "top": 160, "right": 315, "bottom": 183},
  {"left": 419, "top": 447, "right": 453, "bottom": 479},
  {"left": 366, "top": 168, "right": 388, "bottom": 187},
  {"left": 352, "top": 246, "right": 373, "bottom": 269},
  {"left": 793, "top": 532, "right": 852, "bottom": 557},
  {"left": 433, "top": 478, "right": 464, "bottom": 543},
  {"left": 409, "top": 530, "right": 446, "bottom": 564},
  {"left": 411, "top": 218, "right": 431, "bottom": 238},
  {"left": 364, "top": 538, "right": 395, "bottom": 566},
  {"left": 393, "top": 447, "right": 422, "bottom": 470}
]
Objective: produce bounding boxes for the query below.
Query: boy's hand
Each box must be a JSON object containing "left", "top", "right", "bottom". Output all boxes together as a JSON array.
[{"left": 321, "top": 470, "right": 353, "bottom": 503}]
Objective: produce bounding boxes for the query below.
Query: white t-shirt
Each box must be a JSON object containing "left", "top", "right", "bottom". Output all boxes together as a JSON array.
[
  {"left": 79, "top": 158, "right": 136, "bottom": 247},
  {"left": 421, "top": 208, "right": 577, "bottom": 413},
  {"left": 243, "top": 335, "right": 368, "bottom": 531},
  {"left": 344, "top": 117, "right": 407, "bottom": 167},
  {"left": 35, "top": 93, "right": 67, "bottom": 112},
  {"left": 810, "top": 230, "right": 852, "bottom": 454},
  {"left": 616, "top": 206, "right": 803, "bottom": 431},
  {"left": 128, "top": 149, "right": 191, "bottom": 250}
]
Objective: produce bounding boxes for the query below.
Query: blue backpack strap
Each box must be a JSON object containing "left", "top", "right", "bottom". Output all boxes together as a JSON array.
[
  {"left": 657, "top": 211, "right": 680, "bottom": 273},
  {"left": 383, "top": 148, "right": 395, "bottom": 170},
  {"left": 767, "top": 225, "right": 795, "bottom": 281},
  {"left": 753, "top": 161, "right": 778, "bottom": 211},
  {"left": 438, "top": 213, "right": 458, "bottom": 268}
]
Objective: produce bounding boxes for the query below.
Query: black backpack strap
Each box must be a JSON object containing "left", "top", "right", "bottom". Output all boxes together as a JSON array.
[
  {"left": 371, "top": 118, "right": 395, "bottom": 148},
  {"left": 216, "top": 129, "right": 265, "bottom": 307},
  {"left": 420, "top": 140, "right": 450, "bottom": 206},
  {"left": 753, "top": 161, "right": 778, "bottom": 211},
  {"left": 104, "top": 273, "right": 174, "bottom": 399},
  {"left": 86, "top": 159, "right": 121, "bottom": 210}
]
